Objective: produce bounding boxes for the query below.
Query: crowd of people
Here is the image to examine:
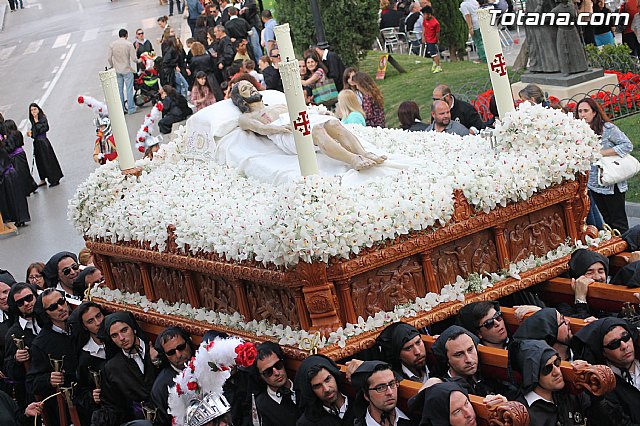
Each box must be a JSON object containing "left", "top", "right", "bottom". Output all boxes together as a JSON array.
[{"left": 1, "top": 241, "right": 640, "bottom": 425}]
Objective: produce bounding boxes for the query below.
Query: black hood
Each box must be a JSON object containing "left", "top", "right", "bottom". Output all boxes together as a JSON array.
[
  {"left": 512, "top": 307, "right": 559, "bottom": 345},
  {"left": 568, "top": 249, "right": 609, "bottom": 279},
  {"left": 43, "top": 251, "right": 77, "bottom": 288},
  {"left": 508, "top": 339, "right": 558, "bottom": 393},
  {"left": 410, "top": 380, "right": 470, "bottom": 426},
  {"left": 431, "top": 325, "right": 479, "bottom": 367},
  {"left": 7, "top": 282, "right": 37, "bottom": 318},
  {"left": 610, "top": 261, "right": 640, "bottom": 288},
  {"left": 33, "top": 288, "right": 67, "bottom": 329},
  {"left": 0, "top": 269, "right": 17, "bottom": 286},
  {"left": 350, "top": 360, "right": 394, "bottom": 392},
  {"left": 100, "top": 311, "right": 145, "bottom": 345},
  {"left": 376, "top": 321, "right": 420, "bottom": 363},
  {"left": 622, "top": 225, "right": 640, "bottom": 251},
  {"left": 571, "top": 317, "right": 637, "bottom": 365},
  {"left": 456, "top": 301, "right": 500, "bottom": 334},
  {"left": 293, "top": 354, "right": 341, "bottom": 413}
]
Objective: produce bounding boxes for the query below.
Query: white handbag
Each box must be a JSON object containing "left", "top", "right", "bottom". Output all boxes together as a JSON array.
[{"left": 596, "top": 154, "right": 640, "bottom": 186}]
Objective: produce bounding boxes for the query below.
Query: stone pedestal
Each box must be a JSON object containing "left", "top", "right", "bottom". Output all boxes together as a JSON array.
[{"left": 512, "top": 68, "right": 618, "bottom": 105}]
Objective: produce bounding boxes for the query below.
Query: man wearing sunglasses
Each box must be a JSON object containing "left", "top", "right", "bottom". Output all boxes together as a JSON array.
[
  {"left": 350, "top": 361, "right": 414, "bottom": 426},
  {"left": 42, "top": 251, "right": 82, "bottom": 301},
  {"left": 253, "top": 341, "right": 298, "bottom": 426},
  {"left": 572, "top": 317, "right": 640, "bottom": 424},
  {"left": 513, "top": 308, "right": 574, "bottom": 362},
  {"left": 4, "top": 283, "right": 40, "bottom": 409},
  {"left": 26, "top": 288, "right": 78, "bottom": 426},
  {"left": 151, "top": 327, "right": 195, "bottom": 426},
  {"left": 509, "top": 339, "right": 591, "bottom": 426},
  {"left": 457, "top": 301, "right": 509, "bottom": 349}
]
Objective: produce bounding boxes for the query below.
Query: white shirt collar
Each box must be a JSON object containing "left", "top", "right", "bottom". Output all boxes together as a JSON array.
[
  {"left": 608, "top": 359, "right": 640, "bottom": 391},
  {"left": 524, "top": 390, "right": 553, "bottom": 407},
  {"left": 365, "top": 407, "right": 409, "bottom": 426},
  {"left": 18, "top": 316, "right": 39, "bottom": 334},
  {"left": 321, "top": 50, "right": 328, "bottom": 61},
  {"left": 51, "top": 324, "right": 70, "bottom": 335},
  {"left": 83, "top": 337, "right": 106, "bottom": 359},
  {"left": 322, "top": 394, "right": 349, "bottom": 418},
  {"left": 266, "top": 379, "right": 296, "bottom": 405},
  {"left": 401, "top": 363, "right": 430, "bottom": 384},
  {"left": 123, "top": 337, "right": 146, "bottom": 373},
  {"left": 0, "top": 310, "right": 8, "bottom": 323}
]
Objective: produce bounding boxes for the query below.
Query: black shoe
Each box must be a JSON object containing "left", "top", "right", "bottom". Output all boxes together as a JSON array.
[
  {"left": 49, "top": 182, "right": 60, "bottom": 187},
  {"left": 15, "top": 222, "right": 26, "bottom": 228}
]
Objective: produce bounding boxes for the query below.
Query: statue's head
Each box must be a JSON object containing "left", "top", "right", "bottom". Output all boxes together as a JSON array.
[{"left": 230, "top": 80, "right": 263, "bottom": 113}]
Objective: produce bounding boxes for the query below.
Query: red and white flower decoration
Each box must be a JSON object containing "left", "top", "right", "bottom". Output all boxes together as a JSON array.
[{"left": 136, "top": 101, "right": 163, "bottom": 152}]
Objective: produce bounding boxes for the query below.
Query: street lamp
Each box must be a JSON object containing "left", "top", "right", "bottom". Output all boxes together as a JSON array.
[{"left": 309, "top": 0, "right": 329, "bottom": 49}]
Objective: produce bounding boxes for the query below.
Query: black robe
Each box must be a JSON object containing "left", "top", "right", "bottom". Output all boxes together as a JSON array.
[
  {"left": 75, "top": 347, "right": 107, "bottom": 425},
  {"left": 4, "top": 131, "right": 37, "bottom": 196},
  {"left": 255, "top": 388, "right": 299, "bottom": 426},
  {"left": 3, "top": 319, "right": 39, "bottom": 408},
  {"left": 296, "top": 399, "right": 358, "bottom": 426},
  {"left": 321, "top": 51, "right": 346, "bottom": 92},
  {"left": 96, "top": 342, "right": 157, "bottom": 426},
  {"left": 589, "top": 374, "right": 640, "bottom": 425},
  {"left": 0, "top": 312, "right": 11, "bottom": 394},
  {"left": 0, "top": 147, "right": 30, "bottom": 224},
  {"left": 0, "top": 389, "right": 31, "bottom": 426},
  {"left": 25, "top": 327, "right": 78, "bottom": 426},
  {"left": 518, "top": 391, "right": 590, "bottom": 426},
  {"left": 262, "top": 65, "right": 283, "bottom": 92},
  {"left": 29, "top": 117, "right": 63, "bottom": 185},
  {"left": 150, "top": 366, "right": 179, "bottom": 426}
]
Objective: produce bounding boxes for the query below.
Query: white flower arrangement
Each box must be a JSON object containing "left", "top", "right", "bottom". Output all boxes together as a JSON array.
[
  {"left": 69, "top": 104, "right": 601, "bottom": 267},
  {"left": 90, "top": 231, "right": 611, "bottom": 350}
]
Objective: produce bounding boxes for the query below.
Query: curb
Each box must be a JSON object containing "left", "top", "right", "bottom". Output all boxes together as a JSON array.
[{"left": 0, "top": 4, "right": 7, "bottom": 32}]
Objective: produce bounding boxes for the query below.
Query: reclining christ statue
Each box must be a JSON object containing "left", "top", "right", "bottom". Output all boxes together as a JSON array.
[{"left": 230, "top": 81, "right": 386, "bottom": 170}]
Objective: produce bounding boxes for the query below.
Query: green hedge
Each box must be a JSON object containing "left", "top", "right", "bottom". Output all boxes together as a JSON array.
[
  {"left": 274, "top": 0, "right": 379, "bottom": 66},
  {"left": 433, "top": 0, "right": 468, "bottom": 59}
]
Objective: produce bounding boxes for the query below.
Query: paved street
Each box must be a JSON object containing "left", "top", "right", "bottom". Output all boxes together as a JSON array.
[{"left": 0, "top": 0, "right": 184, "bottom": 275}]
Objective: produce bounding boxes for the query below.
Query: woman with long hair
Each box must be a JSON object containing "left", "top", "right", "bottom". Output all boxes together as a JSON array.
[
  {"left": 26, "top": 262, "right": 46, "bottom": 289},
  {"left": 352, "top": 72, "right": 385, "bottom": 127},
  {"left": 4, "top": 119, "right": 38, "bottom": 196},
  {"left": 158, "top": 85, "right": 193, "bottom": 134},
  {"left": 336, "top": 90, "right": 366, "bottom": 126},
  {"left": 578, "top": 97, "right": 633, "bottom": 232},
  {"left": 300, "top": 50, "right": 329, "bottom": 88},
  {"left": 26, "top": 103, "right": 63, "bottom": 187},
  {"left": 188, "top": 41, "right": 223, "bottom": 100},
  {"left": 397, "top": 101, "right": 429, "bottom": 131},
  {"left": 191, "top": 71, "right": 216, "bottom": 111}
]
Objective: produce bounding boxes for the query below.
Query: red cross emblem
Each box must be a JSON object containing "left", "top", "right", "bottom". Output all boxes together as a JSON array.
[
  {"left": 293, "top": 111, "right": 311, "bottom": 136},
  {"left": 490, "top": 53, "right": 507, "bottom": 77}
]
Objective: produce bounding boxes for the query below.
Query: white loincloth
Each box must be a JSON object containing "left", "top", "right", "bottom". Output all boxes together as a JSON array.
[{"left": 266, "top": 111, "right": 338, "bottom": 155}]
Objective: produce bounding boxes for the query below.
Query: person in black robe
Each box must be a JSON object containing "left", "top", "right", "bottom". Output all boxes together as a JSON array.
[
  {"left": 68, "top": 301, "right": 109, "bottom": 425},
  {"left": 622, "top": 225, "right": 640, "bottom": 251},
  {"left": 457, "top": 301, "right": 510, "bottom": 349},
  {"left": 26, "top": 103, "right": 63, "bottom": 187},
  {"left": 294, "top": 354, "right": 358, "bottom": 426},
  {"left": 0, "top": 389, "right": 42, "bottom": 426},
  {"left": 4, "top": 282, "right": 40, "bottom": 409},
  {"left": 313, "top": 47, "right": 347, "bottom": 92},
  {"left": 42, "top": 251, "right": 81, "bottom": 301},
  {"left": 610, "top": 261, "right": 640, "bottom": 288},
  {"left": 158, "top": 85, "right": 193, "bottom": 134},
  {"left": 92, "top": 311, "right": 159, "bottom": 426},
  {"left": 26, "top": 288, "right": 78, "bottom": 426},
  {"left": 562, "top": 248, "right": 610, "bottom": 318},
  {"left": 350, "top": 361, "right": 416, "bottom": 426},
  {"left": 0, "top": 137, "right": 30, "bottom": 227},
  {"left": 151, "top": 327, "right": 195, "bottom": 426},
  {"left": 376, "top": 321, "right": 430, "bottom": 383},
  {"left": 509, "top": 339, "right": 591, "bottom": 426},
  {"left": 571, "top": 317, "right": 640, "bottom": 424},
  {"left": 432, "top": 325, "right": 520, "bottom": 400},
  {"left": 3, "top": 119, "right": 37, "bottom": 197},
  {"left": 513, "top": 308, "right": 574, "bottom": 361},
  {"left": 0, "top": 270, "right": 17, "bottom": 394},
  {"left": 408, "top": 380, "right": 477, "bottom": 426},
  {"left": 250, "top": 341, "right": 299, "bottom": 426}
]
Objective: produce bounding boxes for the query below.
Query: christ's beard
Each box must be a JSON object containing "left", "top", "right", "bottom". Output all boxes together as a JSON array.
[{"left": 245, "top": 93, "right": 263, "bottom": 104}]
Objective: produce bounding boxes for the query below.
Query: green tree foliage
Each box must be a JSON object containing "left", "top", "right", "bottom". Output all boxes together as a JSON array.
[
  {"left": 274, "top": 0, "right": 379, "bottom": 66},
  {"left": 433, "top": 0, "right": 468, "bottom": 59}
]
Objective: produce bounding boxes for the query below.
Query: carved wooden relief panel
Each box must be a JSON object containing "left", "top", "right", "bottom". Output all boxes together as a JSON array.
[
  {"left": 111, "top": 260, "right": 145, "bottom": 295},
  {"left": 430, "top": 231, "right": 499, "bottom": 288},
  {"left": 149, "top": 266, "right": 187, "bottom": 304},
  {"left": 246, "top": 284, "right": 300, "bottom": 328},
  {"left": 350, "top": 256, "right": 424, "bottom": 318},
  {"left": 505, "top": 205, "right": 566, "bottom": 263},
  {"left": 194, "top": 274, "right": 239, "bottom": 314}
]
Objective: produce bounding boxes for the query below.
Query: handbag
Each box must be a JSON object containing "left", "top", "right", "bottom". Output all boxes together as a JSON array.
[
  {"left": 596, "top": 153, "right": 640, "bottom": 186},
  {"left": 312, "top": 74, "right": 338, "bottom": 106}
]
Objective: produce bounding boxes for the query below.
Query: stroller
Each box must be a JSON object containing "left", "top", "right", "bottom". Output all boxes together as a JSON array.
[{"left": 134, "top": 52, "right": 161, "bottom": 107}]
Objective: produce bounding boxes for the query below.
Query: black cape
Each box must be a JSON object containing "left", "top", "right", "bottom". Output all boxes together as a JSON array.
[
  {"left": 508, "top": 339, "right": 557, "bottom": 393},
  {"left": 611, "top": 261, "right": 640, "bottom": 288},
  {"left": 0, "top": 147, "right": 30, "bottom": 224},
  {"left": 5, "top": 131, "right": 38, "bottom": 196},
  {"left": 622, "top": 225, "right": 640, "bottom": 251},
  {"left": 3, "top": 318, "right": 39, "bottom": 407},
  {"left": 512, "top": 308, "right": 560, "bottom": 346},
  {"left": 30, "top": 117, "right": 63, "bottom": 185},
  {"left": 151, "top": 366, "right": 179, "bottom": 426},
  {"left": 517, "top": 391, "right": 591, "bottom": 426},
  {"left": 408, "top": 380, "right": 469, "bottom": 426}
]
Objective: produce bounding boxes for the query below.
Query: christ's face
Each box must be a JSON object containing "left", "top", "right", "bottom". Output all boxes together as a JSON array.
[{"left": 237, "top": 81, "right": 262, "bottom": 104}]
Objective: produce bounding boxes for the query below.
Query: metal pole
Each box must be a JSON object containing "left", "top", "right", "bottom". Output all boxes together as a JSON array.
[{"left": 309, "top": 0, "right": 329, "bottom": 49}]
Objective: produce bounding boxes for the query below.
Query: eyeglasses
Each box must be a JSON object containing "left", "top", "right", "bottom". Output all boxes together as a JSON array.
[
  {"left": 137, "top": 32, "right": 144, "bottom": 35},
  {"left": 558, "top": 315, "right": 570, "bottom": 328},
  {"left": 165, "top": 342, "right": 188, "bottom": 356},
  {"left": 44, "top": 297, "right": 67, "bottom": 312},
  {"left": 15, "top": 293, "right": 35, "bottom": 307},
  {"left": 260, "top": 359, "right": 285, "bottom": 378},
  {"left": 368, "top": 380, "right": 400, "bottom": 393},
  {"left": 478, "top": 311, "right": 503, "bottom": 330},
  {"left": 604, "top": 332, "right": 633, "bottom": 350},
  {"left": 28, "top": 273, "right": 43, "bottom": 281},
  {"left": 61, "top": 263, "right": 79, "bottom": 276},
  {"left": 540, "top": 356, "right": 561, "bottom": 376},
  {"left": 270, "top": 53, "right": 281, "bottom": 58},
  {"left": 432, "top": 94, "right": 449, "bottom": 101}
]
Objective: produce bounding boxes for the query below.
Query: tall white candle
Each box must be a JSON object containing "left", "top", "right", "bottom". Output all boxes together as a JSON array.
[
  {"left": 477, "top": 8, "right": 515, "bottom": 119},
  {"left": 273, "top": 24, "right": 319, "bottom": 176},
  {"left": 99, "top": 69, "right": 136, "bottom": 170}
]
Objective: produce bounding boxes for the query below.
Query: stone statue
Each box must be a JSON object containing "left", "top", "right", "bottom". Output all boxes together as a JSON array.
[
  {"left": 551, "top": 0, "right": 589, "bottom": 75},
  {"left": 230, "top": 81, "right": 386, "bottom": 170},
  {"left": 525, "top": 0, "right": 560, "bottom": 72}
]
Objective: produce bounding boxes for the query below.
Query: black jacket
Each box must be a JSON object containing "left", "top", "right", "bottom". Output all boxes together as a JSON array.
[
  {"left": 262, "top": 66, "right": 283, "bottom": 92},
  {"left": 215, "top": 36, "right": 235, "bottom": 68},
  {"left": 321, "top": 51, "right": 346, "bottom": 92},
  {"left": 151, "top": 366, "right": 179, "bottom": 426},
  {"left": 162, "top": 95, "right": 192, "bottom": 121},
  {"left": 450, "top": 97, "right": 486, "bottom": 131},
  {"left": 225, "top": 17, "right": 252, "bottom": 40}
]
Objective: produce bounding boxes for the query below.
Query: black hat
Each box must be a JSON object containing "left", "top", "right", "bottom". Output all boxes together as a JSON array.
[
  {"left": 376, "top": 321, "right": 420, "bottom": 362},
  {"left": 568, "top": 249, "right": 609, "bottom": 279},
  {"left": 43, "top": 251, "right": 78, "bottom": 288},
  {"left": 456, "top": 301, "right": 500, "bottom": 333},
  {"left": 610, "top": 261, "right": 640, "bottom": 288},
  {"left": 509, "top": 339, "right": 558, "bottom": 393},
  {"left": 512, "top": 307, "right": 559, "bottom": 345},
  {"left": 571, "top": 317, "right": 637, "bottom": 365},
  {"left": 0, "top": 269, "right": 17, "bottom": 286},
  {"left": 432, "top": 325, "right": 479, "bottom": 366},
  {"left": 350, "top": 361, "right": 394, "bottom": 392},
  {"left": 411, "top": 381, "right": 470, "bottom": 426},
  {"left": 622, "top": 225, "right": 640, "bottom": 251}
]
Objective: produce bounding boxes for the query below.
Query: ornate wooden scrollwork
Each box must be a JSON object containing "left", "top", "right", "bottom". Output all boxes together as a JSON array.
[
  {"left": 488, "top": 400, "right": 530, "bottom": 426},
  {"left": 571, "top": 364, "right": 617, "bottom": 397}
]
